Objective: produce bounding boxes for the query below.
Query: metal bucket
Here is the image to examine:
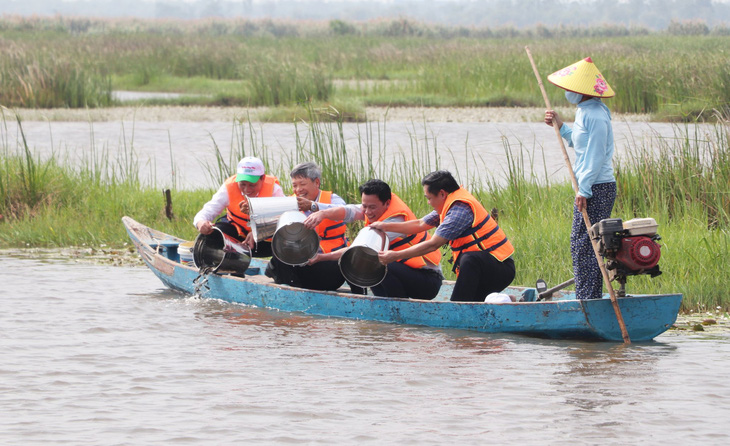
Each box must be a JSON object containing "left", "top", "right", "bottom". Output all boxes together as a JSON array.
[
  {"left": 271, "top": 210, "right": 320, "bottom": 266},
  {"left": 338, "top": 227, "right": 390, "bottom": 287},
  {"left": 193, "top": 227, "right": 251, "bottom": 274},
  {"left": 247, "top": 196, "right": 298, "bottom": 242}
]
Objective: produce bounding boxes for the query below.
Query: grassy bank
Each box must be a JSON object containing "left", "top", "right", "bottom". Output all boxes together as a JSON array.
[
  {"left": 1, "top": 16, "right": 729, "bottom": 121},
  {"left": 1, "top": 108, "right": 728, "bottom": 311}
]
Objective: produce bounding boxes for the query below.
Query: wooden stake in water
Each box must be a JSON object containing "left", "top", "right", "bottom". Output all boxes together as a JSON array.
[{"left": 524, "top": 46, "right": 631, "bottom": 344}]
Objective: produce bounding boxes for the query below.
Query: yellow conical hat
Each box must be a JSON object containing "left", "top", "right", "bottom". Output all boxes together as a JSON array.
[{"left": 547, "top": 57, "right": 615, "bottom": 98}]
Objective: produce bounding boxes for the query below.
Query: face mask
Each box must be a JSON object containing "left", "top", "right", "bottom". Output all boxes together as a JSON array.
[{"left": 565, "top": 91, "right": 584, "bottom": 105}]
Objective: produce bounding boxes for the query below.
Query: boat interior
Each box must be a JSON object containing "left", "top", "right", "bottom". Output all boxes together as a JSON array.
[{"left": 127, "top": 217, "right": 576, "bottom": 304}]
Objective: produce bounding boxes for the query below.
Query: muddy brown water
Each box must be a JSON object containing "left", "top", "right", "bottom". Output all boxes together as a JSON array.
[{"left": 1, "top": 251, "right": 729, "bottom": 444}]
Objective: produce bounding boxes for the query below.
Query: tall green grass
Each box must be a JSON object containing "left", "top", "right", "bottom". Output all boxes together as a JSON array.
[
  {"left": 0, "top": 53, "right": 112, "bottom": 108},
  {"left": 1, "top": 16, "right": 728, "bottom": 116},
  {"left": 616, "top": 116, "right": 730, "bottom": 227},
  {"left": 1, "top": 108, "right": 728, "bottom": 311},
  {"left": 0, "top": 111, "right": 204, "bottom": 244}
]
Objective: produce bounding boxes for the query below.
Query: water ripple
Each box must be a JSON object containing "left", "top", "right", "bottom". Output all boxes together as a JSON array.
[{"left": 1, "top": 255, "right": 729, "bottom": 444}]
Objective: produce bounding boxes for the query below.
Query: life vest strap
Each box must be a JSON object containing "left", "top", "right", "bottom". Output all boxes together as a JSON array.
[
  {"left": 456, "top": 214, "right": 490, "bottom": 239},
  {"left": 452, "top": 224, "right": 501, "bottom": 252},
  {"left": 388, "top": 232, "right": 425, "bottom": 250},
  {"left": 321, "top": 233, "right": 345, "bottom": 241},
  {"left": 322, "top": 221, "right": 346, "bottom": 238},
  {"left": 451, "top": 237, "right": 509, "bottom": 273},
  {"left": 329, "top": 241, "right": 348, "bottom": 252}
]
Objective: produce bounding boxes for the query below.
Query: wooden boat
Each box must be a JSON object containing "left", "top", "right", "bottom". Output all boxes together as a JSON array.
[{"left": 123, "top": 216, "right": 682, "bottom": 342}]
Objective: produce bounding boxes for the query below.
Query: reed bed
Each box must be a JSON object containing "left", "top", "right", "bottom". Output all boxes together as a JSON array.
[
  {"left": 1, "top": 107, "right": 728, "bottom": 311},
  {"left": 0, "top": 53, "right": 112, "bottom": 108},
  {"left": 1, "top": 16, "right": 728, "bottom": 117}
]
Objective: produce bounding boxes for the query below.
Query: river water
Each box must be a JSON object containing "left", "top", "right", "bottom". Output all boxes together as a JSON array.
[
  {"left": 3, "top": 117, "right": 728, "bottom": 443},
  {"left": 2, "top": 118, "right": 700, "bottom": 190},
  {"left": 1, "top": 253, "right": 729, "bottom": 445}
]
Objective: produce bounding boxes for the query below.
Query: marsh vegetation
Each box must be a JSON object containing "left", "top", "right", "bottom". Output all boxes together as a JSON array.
[
  {"left": 1, "top": 106, "right": 728, "bottom": 311},
  {"left": 1, "top": 16, "right": 729, "bottom": 121},
  {"left": 2, "top": 16, "right": 728, "bottom": 310}
]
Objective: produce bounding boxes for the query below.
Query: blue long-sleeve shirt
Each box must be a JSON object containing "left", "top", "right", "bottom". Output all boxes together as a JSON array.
[{"left": 559, "top": 98, "right": 615, "bottom": 198}]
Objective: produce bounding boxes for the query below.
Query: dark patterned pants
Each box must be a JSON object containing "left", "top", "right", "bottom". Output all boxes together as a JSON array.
[{"left": 571, "top": 182, "right": 616, "bottom": 300}]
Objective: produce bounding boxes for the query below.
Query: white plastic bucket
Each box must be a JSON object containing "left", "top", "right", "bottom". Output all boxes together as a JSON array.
[{"left": 179, "top": 240, "right": 195, "bottom": 265}]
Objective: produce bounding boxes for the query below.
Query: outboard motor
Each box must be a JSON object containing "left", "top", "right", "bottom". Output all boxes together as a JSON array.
[{"left": 589, "top": 217, "right": 662, "bottom": 296}]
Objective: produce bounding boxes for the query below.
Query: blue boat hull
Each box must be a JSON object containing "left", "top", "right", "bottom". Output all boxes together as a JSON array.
[{"left": 123, "top": 216, "right": 682, "bottom": 342}]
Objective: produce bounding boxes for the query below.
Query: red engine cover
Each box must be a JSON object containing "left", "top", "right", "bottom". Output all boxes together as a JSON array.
[{"left": 615, "top": 236, "right": 661, "bottom": 271}]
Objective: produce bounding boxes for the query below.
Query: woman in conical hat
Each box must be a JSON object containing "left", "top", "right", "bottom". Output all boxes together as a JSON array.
[{"left": 544, "top": 57, "right": 616, "bottom": 300}]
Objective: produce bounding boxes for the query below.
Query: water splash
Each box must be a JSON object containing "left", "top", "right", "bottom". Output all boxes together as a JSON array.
[{"left": 192, "top": 267, "right": 215, "bottom": 298}]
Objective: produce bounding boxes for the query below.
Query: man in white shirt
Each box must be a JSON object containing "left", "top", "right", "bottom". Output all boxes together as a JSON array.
[{"left": 193, "top": 157, "right": 284, "bottom": 257}]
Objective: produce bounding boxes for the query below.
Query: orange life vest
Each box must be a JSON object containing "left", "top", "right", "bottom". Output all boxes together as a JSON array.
[
  {"left": 224, "top": 175, "right": 280, "bottom": 237},
  {"left": 439, "top": 187, "right": 514, "bottom": 274},
  {"left": 365, "top": 193, "right": 441, "bottom": 270},
  {"left": 314, "top": 190, "right": 348, "bottom": 253}
]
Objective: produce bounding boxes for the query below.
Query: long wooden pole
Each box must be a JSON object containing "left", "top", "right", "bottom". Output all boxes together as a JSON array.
[
  {"left": 537, "top": 277, "right": 575, "bottom": 301},
  {"left": 525, "top": 46, "right": 630, "bottom": 344}
]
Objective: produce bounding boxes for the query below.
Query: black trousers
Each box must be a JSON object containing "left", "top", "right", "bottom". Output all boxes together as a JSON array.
[
  {"left": 451, "top": 251, "right": 515, "bottom": 302},
  {"left": 214, "top": 220, "right": 272, "bottom": 258},
  {"left": 267, "top": 256, "right": 366, "bottom": 294},
  {"left": 371, "top": 262, "right": 442, "bottom": 300}
]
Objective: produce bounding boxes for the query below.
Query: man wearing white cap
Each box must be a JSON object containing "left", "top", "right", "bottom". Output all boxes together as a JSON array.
[
  {"left": 543, "top": 57, "right": 617, "bottom": 300},
  {"left": 193, "top": 156, "right": 284, "bottom": 257}
]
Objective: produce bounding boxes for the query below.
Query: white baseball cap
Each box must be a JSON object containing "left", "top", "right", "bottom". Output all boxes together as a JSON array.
[{"left": 235, "top": 157, "right": 265, "bottom": 183}]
